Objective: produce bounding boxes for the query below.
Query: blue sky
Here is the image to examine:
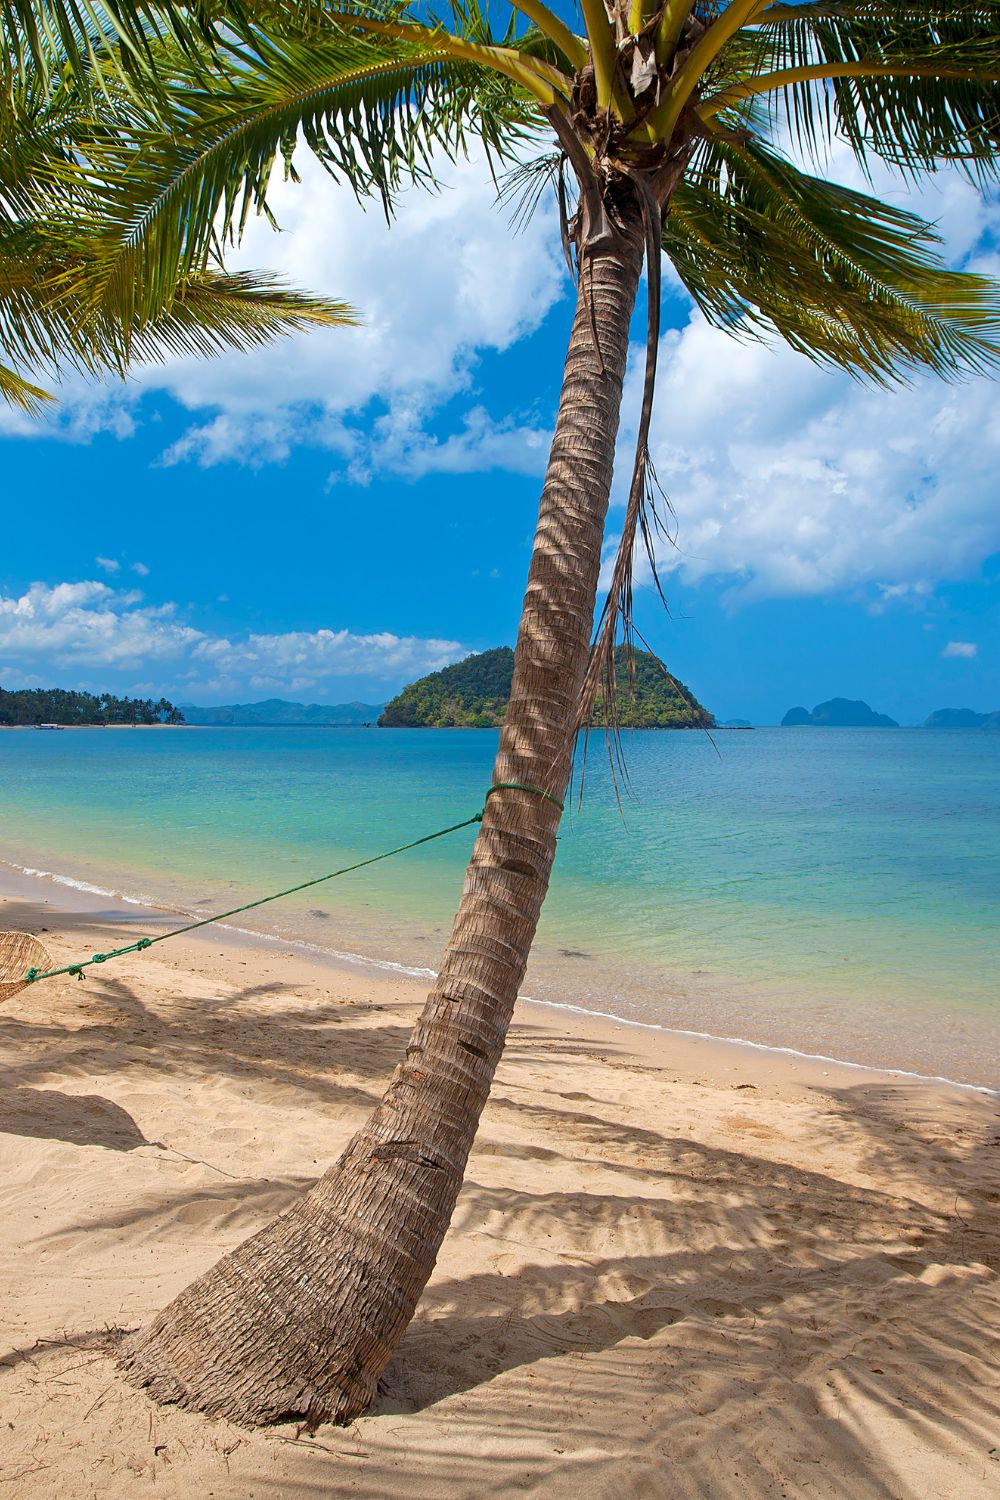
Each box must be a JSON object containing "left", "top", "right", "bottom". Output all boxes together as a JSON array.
[{"left": 1, "top": 137, "right": 999, "bottom": 724}]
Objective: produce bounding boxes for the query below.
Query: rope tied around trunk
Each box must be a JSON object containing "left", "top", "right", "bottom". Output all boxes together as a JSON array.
[
  {"left": 13, "top": 781, "right": 564, "bottom": 991},
  {"left": 485, "top": 781, "right": 564, "bottom": 812}
]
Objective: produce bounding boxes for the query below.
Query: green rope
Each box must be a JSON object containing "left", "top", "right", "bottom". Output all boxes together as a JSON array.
[
  {"left": 486, "top": 781, "right": 564, "bottom": 812},
  {"left": 22, "top": 780, "right": 563, "bottom": 987}
]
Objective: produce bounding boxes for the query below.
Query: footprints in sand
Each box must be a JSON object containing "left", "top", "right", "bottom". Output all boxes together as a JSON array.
[{"left": 723, "top": 1112, "right": 779, "bottom": 1141}]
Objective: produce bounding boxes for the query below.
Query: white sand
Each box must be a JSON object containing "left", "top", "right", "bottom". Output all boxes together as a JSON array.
[{"left": 1, "top": 887, "right": 998, "bottom": 1498}]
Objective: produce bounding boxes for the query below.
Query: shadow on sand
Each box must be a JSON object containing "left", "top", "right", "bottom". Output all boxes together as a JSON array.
[{"left": 2, "top": 895, "right": 998, "bottom": 1498}]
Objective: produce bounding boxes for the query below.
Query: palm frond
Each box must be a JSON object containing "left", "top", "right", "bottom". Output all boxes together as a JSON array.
[
  {"left": 663, "top": 131, "right": 1000, "bottom": 381},
  {"left": 0, "top": 357, "right": 54, "bottom": 411},
  {"left": 0, "top": 215, "right": 355, "bottom": 406},
  {"left": 496, "top": 148, "right": 560, "bottom": 230},
  {"left": 101, "top": 267, "right": 357, "bottom": 363},
  {"left": 56, "top": 18, "right": 540, "bottom": 336},
  {"left": 0, "top": 51, "right": 132, "bottom": 219},
  {"left": 727, "top": 1, "right": 1000, "bottom": 176},
  {"left": 0, "top": 0, "right": 216, "bottom": 89}
]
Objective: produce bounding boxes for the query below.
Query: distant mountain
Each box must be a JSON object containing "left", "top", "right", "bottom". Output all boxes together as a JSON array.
[
  {"left": 782, "top": 698, "right": 898, "bottom": 728},
  {"left": 720, "top": 719, "right": 753, "bottom": 729},
  {"left": 924, "top": 707, "right": 1000, "bottom": 728},
  {"left": 378, "top": 646, "right": 714, "bottom": 729},
  {"left": 180, "top": 699, "right": 384, "bottom": 726}
]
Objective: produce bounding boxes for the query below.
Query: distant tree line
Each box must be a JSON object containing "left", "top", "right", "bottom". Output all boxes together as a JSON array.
[{"left": 0, "top": 687, "right": 186, "bottom": 725}]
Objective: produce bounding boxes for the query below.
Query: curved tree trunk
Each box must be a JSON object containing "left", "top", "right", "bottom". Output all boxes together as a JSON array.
[{"left": 119, "top": 198, "right": 645, "bottom": 1429}]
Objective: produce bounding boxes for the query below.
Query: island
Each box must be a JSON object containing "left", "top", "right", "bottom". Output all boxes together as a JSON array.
[
  {"left": 924, "top": 707, "right": 1000, "bottom": 728},
  {"left": 377, "top": 646, "right": 714, "bottom": 728},
  {"left": 0, "top": 687, "right": 185, "bottom": 726},
  {"left": 781, "top": 698, "right": 898, "bottom": 728}
]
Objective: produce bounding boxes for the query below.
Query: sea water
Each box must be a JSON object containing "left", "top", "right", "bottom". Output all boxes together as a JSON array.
[{"left": 0, "top": 725, "right": 996, "bottom": 1086}]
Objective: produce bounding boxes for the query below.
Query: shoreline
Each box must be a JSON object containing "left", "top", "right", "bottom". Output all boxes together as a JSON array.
[
  {"left": 2, "top": 853, "right": 993, "bottom": 1100},
  {"left": 0, "top": 722, "right": 193, "bottom": 730}
]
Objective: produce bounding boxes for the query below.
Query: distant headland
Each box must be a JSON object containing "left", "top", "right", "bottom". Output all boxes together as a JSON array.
[
  {"left": 378, "top": 646, "right": 714, "bottom": 729},
  {"left": 179, "top": 699, "right": 384, "bottom": 726},
  {"left": 924, "top": 707, "right": 1000, "bottom": 728},
  {"left": 781, "top": 698, "right": 899, "bottom": 728}
]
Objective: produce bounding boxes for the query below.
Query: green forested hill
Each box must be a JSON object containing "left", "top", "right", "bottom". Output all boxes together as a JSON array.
[
  {"left": 378, "top": 647, "right": 713, "bottom": 729},
  {"left": 0, "top": 687, "right": 185, "bottom": 725},
  {"left": 597, "top": 650, "right": 715, "bottom": 729},
  {"left": 378, "top": 648, "right": 516, "bottom": 727}
]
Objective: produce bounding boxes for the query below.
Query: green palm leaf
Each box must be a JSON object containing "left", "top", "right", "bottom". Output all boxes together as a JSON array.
[
  {"left": 53, "top": 18, "right": 538, "bottom": 335},
  {"left": 1, "top": 0, "right": 218, "bottom": 91},
  {"left": 719, "top": 1, "right": 1000, "bottom": 174},
  {"left": 6, "top": 1, "right": 1000, "bottom": 403},
  {"left": 1, "top": 30, "right": 359, "bottom": 410},
  {"left": 0, "top": 359, "right": 54, "bottom": 411},
  {"left": 0, "top": 91, "right": 355, "bottom": 409},
  {"left": 663, "top": 132, "right": 1000, "bottom": 379},
  {"left": 1, "top": 220, "right": 355, "bottom": 407}
]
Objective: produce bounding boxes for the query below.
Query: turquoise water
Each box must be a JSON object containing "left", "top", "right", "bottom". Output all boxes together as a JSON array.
[{"left": 0, "top": 726, "right": 997, "bottom": 1085}]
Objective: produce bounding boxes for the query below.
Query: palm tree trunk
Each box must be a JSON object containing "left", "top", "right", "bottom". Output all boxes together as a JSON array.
[{"left": 119, "top": 199, "right": 645, "bottom": 1428}]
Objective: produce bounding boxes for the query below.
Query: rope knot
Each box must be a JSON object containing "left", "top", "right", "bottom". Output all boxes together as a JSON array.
[{"left": 136, "top": 938, "right": 152, "bottom": 950}]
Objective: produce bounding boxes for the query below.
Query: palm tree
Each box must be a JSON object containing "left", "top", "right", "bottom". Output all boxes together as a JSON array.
[
  {"left": 7, "top": 0, "right": 1000, "bottom": 1428},
  {"left": 0, "top": 37, "right": 354, "bottom": 409}
]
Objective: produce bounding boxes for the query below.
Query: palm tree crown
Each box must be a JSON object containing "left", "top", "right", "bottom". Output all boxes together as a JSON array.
[{"left": 6, "top": 1, "right": 999, "bottom": 381}]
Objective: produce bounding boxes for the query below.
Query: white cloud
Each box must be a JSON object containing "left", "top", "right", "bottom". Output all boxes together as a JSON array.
[
  {"left": 0, "top": 581, "right": 465, "bottom": 697},
  {"left": 612, "top": 311, "right": 1000, "bottom": 601},
  {"left": 140, "top": 149, "right": 566, "bottom": 472},
  {"left": 0, "top": 385, "right": 136, "bottom": 443},
  {"left": 131, "top": 561, "right": 150, "bottom": 577},
  {"left": 943, "top": 640, "right": 978, "bottom": 658},
  {"left": 612, "top": 140, "right": 1000, "bottom": 602},
  {"left": 870, "top": 581, "right": 934, "bottom": 614},
  {"left": 0, "top": 147, "right": 565, "bottom": 474},
  {"left": 95, "top": 556, "right": 120, "bottom": 574},
  {"left": 351, "top": 403, "right": 552, "bottom": 484},
  {"left": 191, "top": 626, "right": 464, "bottom": 693},
  {"left": 0, "top": 582, "right": 201, "bottom": 666}
]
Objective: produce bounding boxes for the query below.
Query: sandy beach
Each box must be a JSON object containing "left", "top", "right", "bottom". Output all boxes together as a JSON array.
[{"left": 1, "top": 874, "right": 997, "bottom": 1498}]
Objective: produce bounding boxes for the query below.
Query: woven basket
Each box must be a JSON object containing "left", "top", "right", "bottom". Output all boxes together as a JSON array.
[{"left": 0, "top": 932, "right": 52, "bottom": 1002}]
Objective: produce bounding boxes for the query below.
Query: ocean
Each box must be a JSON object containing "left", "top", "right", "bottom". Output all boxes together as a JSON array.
[{"left": 0, "top": 725, "right": 996, "bottom": 1087}]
